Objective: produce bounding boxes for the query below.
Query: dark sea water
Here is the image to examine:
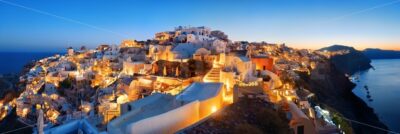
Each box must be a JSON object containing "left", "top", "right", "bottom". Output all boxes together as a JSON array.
[
  {"left": 0, "top": 52, "right": 61, "bottom": 74},
  {"left": 353, "top": 59, "right": 400, "bottom": 132}
]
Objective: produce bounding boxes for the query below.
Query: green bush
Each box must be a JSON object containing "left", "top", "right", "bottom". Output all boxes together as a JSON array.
[
  {"left": 332, "top": 112, "right": 353, "bottom": 134},
  {"left": 59, "top": 78, "right": 72, "bottom": 89}
]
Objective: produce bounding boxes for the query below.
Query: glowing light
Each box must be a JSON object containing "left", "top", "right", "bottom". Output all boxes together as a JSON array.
[
  {"left": 211, "top": 106, "right": 217, "bottom": 113},
  {"left": 226, "top": 81, "right": 230, "bottom": 92},
  {"left": 117, "top": 94, "right": 129, "bottom": 104},
  {"left": 308, "top": 108, "right": 313, "bottom": 118},
  {"left": 36, "top": 104, "right": 42, "bottom": 110},
  {"left": 223, "top": 94, "right": 233, "bottom": 104},
  {"left": 285, "top": 96, "right": 293, "bottom": 101},
  {"left": 46, "top": 109, "right": 60, "bottom": 123},
  {"left": 22, "top": 108, "right": 29, "bottom": 117},
  {"left": 0, "top": 112, "right": 6, "bottom": 120}
]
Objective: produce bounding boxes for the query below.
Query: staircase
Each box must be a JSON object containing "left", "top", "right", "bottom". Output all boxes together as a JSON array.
[{"left": 203, "top": 63, "right": 221, "bottom": 82}]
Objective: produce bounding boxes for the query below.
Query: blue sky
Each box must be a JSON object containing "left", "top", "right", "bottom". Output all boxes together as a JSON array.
[{"left": 0, "top": 0, "right": 399, "bottom": 52}]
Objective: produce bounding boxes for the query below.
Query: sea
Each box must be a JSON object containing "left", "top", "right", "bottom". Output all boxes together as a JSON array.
[
  {"left": 352, "top": 59, "right": 400, "bottom": 132},
  {"left": 0, "top": 52, "right": 62, "bottom": 74}
]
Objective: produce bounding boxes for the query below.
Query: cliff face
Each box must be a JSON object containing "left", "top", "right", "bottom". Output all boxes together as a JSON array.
[
  {"left": 307, "top": 62, "right": 387, "bottom": 134},
  {"left": 330, "top": 53, "right": 372, "bottom": 75},
  {"left": 319, "top": 45, "right": 372, "bottom": 75}
]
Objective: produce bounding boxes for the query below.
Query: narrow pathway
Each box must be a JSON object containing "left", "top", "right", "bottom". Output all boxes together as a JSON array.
[{"left": 203, "top": 66, "right": 221, "bottom": 82}]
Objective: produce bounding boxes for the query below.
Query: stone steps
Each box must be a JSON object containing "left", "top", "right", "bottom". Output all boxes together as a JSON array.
[{"left": 203, "top": 67, "right": 221, "bottom": 82}]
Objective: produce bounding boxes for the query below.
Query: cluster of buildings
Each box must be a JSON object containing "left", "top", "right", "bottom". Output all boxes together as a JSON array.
[{"left": 2, "top": 26, "right": 344, "bottom": 134}]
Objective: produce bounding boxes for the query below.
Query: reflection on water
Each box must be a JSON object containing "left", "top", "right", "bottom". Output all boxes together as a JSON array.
[{"left": 352, "top": 59, "right": 400, "bottom": 132}]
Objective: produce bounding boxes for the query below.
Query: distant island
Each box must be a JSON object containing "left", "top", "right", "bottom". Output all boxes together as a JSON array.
[
  {"left": 362, "top": 48, "right": 400, "bottom": 59},
  {"left": 317, "top": 45, "right": 400, "bottom": 74}
]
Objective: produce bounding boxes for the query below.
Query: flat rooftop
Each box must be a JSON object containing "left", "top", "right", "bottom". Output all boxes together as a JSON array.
[
  {"left": 176, "top": 82, "right": 223, "bottom": 102},
  {"left": 111, "top": 93, "right": 180, "bottom": 132},
  {"left": 125, "top": 94, "right": 178, "bottom": 121}
]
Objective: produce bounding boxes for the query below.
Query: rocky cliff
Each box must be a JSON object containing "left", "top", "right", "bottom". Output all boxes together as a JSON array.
[
  {"left": 304, "top": 61, "right": 388, "bottom": 134},
  {"left": 319, "top": 45, "right": 372, "bottom": 75}
]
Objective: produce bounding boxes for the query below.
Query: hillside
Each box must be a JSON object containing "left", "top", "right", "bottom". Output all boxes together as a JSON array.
[
  {"left": 183, "top": 98, "right": 291, "bottom": 134},
  {"left": 319, "top": 45, "right": 358, "bottom": 52},
  {"left": 305, "top": 62, "right": 388, "bottom": 134},
  {"left": 319, "top": 45, "right": 372, "bottom": 75}
]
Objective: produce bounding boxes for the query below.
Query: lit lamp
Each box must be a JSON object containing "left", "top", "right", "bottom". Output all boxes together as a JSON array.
[{"left": 211, "top": 106, "right": 217, "bottom": 113}]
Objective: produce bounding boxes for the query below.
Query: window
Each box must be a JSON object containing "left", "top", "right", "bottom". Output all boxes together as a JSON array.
[{"left": 297, "top": 125, "right": 304, "bottom": 134}]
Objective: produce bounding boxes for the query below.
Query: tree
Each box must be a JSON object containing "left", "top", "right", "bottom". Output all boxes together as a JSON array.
[
  {"left": 210, "top": 30, "right": 229, "bottom": 41},
  {"left": 263, "top": 75, "right": 271, "bottom": 82},
  {"left": 59, "top": 78, "right": 72, "bottom": 89},
  {"left": 187, "top": 59, "right": 197, "bottom": 77}
]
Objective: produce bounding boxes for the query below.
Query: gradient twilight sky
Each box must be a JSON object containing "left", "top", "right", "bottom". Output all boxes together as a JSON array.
[{"left": 0, "top": 0, "right": 399, "bottom": 52}]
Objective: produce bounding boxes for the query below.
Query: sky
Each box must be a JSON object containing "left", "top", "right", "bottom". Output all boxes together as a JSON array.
[{"left": 0, "top": 0, "right": 399, "bottom": 52}]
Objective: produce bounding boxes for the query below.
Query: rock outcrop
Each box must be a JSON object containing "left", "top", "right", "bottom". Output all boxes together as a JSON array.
[
  {"left": 319, "top": 45, "right": 372, "bottom": 75},
  {"left": 306, "top": 61, "right": 387, "bottom": 134}
]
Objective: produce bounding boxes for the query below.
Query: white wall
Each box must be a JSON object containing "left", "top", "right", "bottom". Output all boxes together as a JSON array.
[
  {"left": 220, "top": 71, "right": 235, "bottom": 93},
  {"left": 126, "top": 101, "right": 200, "bottom": 134},
  {"left": 261, "top": 70, "right": 282, "bottom": 88},
  {"left": 197, "top": 88, "right": 224, "bottom": 119}
]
